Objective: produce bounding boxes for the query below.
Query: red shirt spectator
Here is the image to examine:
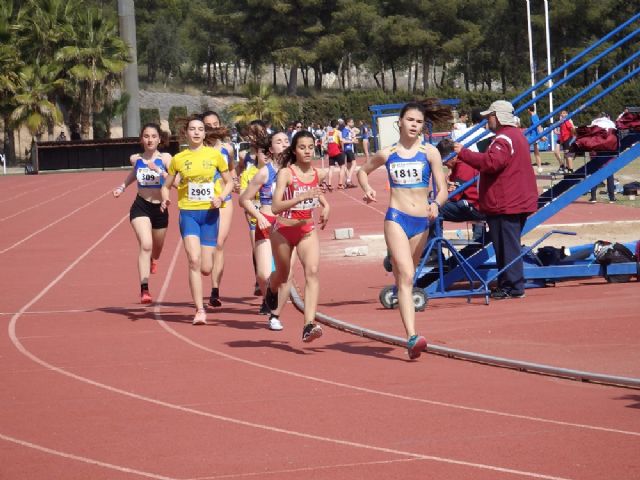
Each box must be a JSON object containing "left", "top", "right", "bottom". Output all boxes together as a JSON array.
[
  {"left": 447, "top": 157, "right": 480, "bottom": 208},
  {"left": 457, "top": 125, "right": 538, "bottom": 215}
]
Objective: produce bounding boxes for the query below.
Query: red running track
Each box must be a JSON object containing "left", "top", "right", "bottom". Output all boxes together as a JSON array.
[{"left": 0, "top": 169, "right": 639, "bottom": 480}]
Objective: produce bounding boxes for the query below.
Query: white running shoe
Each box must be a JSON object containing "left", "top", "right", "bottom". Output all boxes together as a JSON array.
[
  {"left": 268, "top": 316, "right": 283, "bottom": 331},
  {"left": 192, "top": 309, "right": 207, "bottom": 326}
]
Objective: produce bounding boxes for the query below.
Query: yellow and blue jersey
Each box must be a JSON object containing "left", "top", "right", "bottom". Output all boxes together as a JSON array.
[{"left": 169, "top": 146, "right": 228, "bottom": 210}]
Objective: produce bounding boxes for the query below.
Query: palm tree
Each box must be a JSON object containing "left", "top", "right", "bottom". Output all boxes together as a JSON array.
[
  {"left": 93, "top": 92, "right": 130, "bottom": 139},
  {"left": 56, "top": 8, "right": 129, "bottom": 139},
  {"left": 228, "top": 83, "right": 288, "bottom": 128},
  {"left": 10, "top": 64, "right": 63, "bottom": 142},
  {"left": 14, "top": 0, "right": 82, "bottom": 139},
  {"left": 0, "top": 0, "right": 23, "bottom": 163},
  {"left": 16, "top": 0, "right": 80, "bottom": 63}
]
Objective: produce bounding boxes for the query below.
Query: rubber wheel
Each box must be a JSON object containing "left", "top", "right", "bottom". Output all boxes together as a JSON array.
[
  {"left": 383, "top": 255, "right": 393, "bottom": 272},
  {"left": 379, "top": 285, "right": 398, "bottom": 309},
  {"left": 412, "top": 288, "right": 428, "bottom": 311}
]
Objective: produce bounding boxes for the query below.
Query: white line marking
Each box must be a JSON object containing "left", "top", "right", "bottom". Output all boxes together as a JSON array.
[
  {"left": 0, "top": 189, "right": 112, "bottom": 254},
  {"left": 339, "top": 189, "right": 387, "bottom": 216},
  {"left": 0, "top": 178, "right": 75, "bottom": 205},
  {"left": 156, "top": 239, "right": 640, "bottom": 438},
  {"left": 0, "top": 433, "right": 179, "bottom": 480},
  {"left": 535, "top": 220, "right": 640, "bottom": 228},
  {"left": 7, "top": 220, "right": 573, "bottom": 480},
  {"left": 186, "top": 458, "right": 421, "bottom": 479},
  {"left": 0, "top": 178, "right": 104, "bottom": 222},
  {"left": 0, "top": 309, "right": 102, "bottom": 316}
]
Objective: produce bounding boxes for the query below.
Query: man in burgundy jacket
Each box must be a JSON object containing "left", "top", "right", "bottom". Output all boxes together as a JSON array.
[{"left": 453, "top": 100, "right": 538, "bottom": 299}]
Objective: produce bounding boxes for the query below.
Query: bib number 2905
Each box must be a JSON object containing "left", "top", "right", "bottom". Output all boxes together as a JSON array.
[{"left": 188, "top": 182, "right": 214, "bottom": 201}]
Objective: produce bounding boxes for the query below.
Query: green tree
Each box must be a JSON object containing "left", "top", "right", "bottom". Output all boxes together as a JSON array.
[
  {"left": 93, "top": 92, "right": 130, "bottom": 139},
  {"left": 10, "top": 64, "right": 64, "bottom": 142},
  {"left": 0, "top": 0, "right": 23, "bottom": 163},
  {"left": 56, "top": 7, "right": 129, "bottom": 139},
  {"left": 228, "top": 83, "right": 287, "bottom": 128}
]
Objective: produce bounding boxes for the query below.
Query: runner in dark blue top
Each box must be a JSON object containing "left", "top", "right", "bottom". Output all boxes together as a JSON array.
[
  {"left": 113, "top": 123, "right": 173, "bottom": 305},
  {"left": 357, "top": 100, "right": 451, "bottom": 360}
]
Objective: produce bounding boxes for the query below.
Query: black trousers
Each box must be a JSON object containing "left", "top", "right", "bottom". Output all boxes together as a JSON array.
[{"left": 486, "top": 213, "right": 528, "bottom": 294}]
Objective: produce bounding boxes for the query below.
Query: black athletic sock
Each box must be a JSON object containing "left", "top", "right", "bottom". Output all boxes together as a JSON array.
[
  {"left": 211, "top": 287, "right": 219, "bottom": 298},
  {"left": 141, "top": 282, "right": 149, "bottom": 294}
]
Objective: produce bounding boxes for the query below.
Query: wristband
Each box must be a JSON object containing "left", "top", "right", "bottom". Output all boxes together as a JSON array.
[
  {"left": 431, "top": 200, "right": 441, "bottom": 209},
  {"left": 118, "top": 184, "right": 126, "bottom": 191}
]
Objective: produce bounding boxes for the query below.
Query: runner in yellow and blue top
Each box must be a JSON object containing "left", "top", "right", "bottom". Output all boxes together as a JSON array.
[
  {"left": 240, "top": 159, "right": 261, "bottom": 297},
  {"left": 161, "top": 115, "right": 233, "bottom": 326}
]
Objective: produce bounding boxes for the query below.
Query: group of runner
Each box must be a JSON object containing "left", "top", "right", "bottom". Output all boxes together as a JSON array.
[{"left": 113, "top": 100, "right": 450, "bottom": 358}]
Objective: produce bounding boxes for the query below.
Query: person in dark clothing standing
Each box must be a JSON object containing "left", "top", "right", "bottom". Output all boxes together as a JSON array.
[{"left": 453, "top": 100, "right": 538, "bottom": 299}]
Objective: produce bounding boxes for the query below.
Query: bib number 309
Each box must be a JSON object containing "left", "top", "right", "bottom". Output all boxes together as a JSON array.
[
  {"left": 188, "top": 182, "right": 214, "bottom": 201},
  {"left": 136, "top": 168, "right": 161, "bottom": 186}
]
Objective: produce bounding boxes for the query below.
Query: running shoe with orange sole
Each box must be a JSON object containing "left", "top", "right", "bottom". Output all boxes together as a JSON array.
[
  {"left": 141, "top": 290, "right": 153, "bottom": 304},
  {"left": 407, "top": 335, "right": 427, "bottom": 360}
]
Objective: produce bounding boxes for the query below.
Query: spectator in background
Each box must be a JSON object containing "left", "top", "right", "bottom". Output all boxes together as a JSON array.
[
  {"left": 452, "top": 111, "right": 469, "bottom": 131},
  {"left": 439, "top": 108, "right": 491, "bottom": 242},
  {"left": 342, "top": 118, "right": 358, "bottom": 188},
  {"left": 616, "top": 107, "right": 629, "bottom": 121},
  {"left": 440, "top": 147, "right": 486, "bottom": 242},
  {"left": 590, "top": 111, "right": 616, "bottom": 130},
  {"left": 70, "top": 125, "right": 81, "bottom": 141},
  {"left": 588, "top": 112, "right": 617, "bottom": 204},
  {"left": 56, "top": 131, "right": 67, "bottom": 142},
  {"left": 454, "top": 100, "right": 538, "bottom": 300},
  {"left": 358, "top": 119, "right": 371, "bottom": 161},
  {"left": 527, "top": 105, "right": 546, "bottom": 173},
  {"left": 313, "top": 123, "right": 326, "bottom": 158},
  {"left": 324, "top": 119, "right": 345, "bottom": 191},
  {"left": 286, "top": 123, "right": 295, "bottom": 142},
  {"left": 554, "top": 110, "right": 576, "bottom": 173},
  {"left": 451, "top": 108, "right": 493, "bottom": 152}
]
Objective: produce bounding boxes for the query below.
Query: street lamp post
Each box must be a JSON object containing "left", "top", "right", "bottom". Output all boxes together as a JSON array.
[
  {"left": 118, "top": 0, "right": 141, "bottom": 137},
  {"left": 544, "top": 0, "right": 556, "bottom": 150},
  {"left": 526, "top": 0, "right": 536, "bottom": 101}
]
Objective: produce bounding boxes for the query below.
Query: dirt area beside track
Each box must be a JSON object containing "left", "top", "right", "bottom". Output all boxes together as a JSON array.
[{"left": 322, "top": 221, "right": 640, "bottom": 264}]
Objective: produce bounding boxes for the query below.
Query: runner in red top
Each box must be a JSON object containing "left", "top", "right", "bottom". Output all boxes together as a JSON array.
[{"left": 263, "top": 131, "right": 330, "bottom": 343}]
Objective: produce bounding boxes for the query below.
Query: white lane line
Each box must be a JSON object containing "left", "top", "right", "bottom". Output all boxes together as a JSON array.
[
  {"left": 0, "top": 178, "right": 75, "bottom": 205},
  {"left": 155, "top": 239, "right": 640, "bottom": 438},
  {"left": 186, "top": 458, "right": 421, "bottom": 479},
  {"left": 0, "top": 309, "right": 102, "bottom": 316},
  {"left": 7, "top": 220, "right": 573, "bottom": 480},
  {"left": 0, "top": 433, "right": 179, "bottom": 480},
  {"left": 0, "top": 189, "right": 112, "bottom": 254},
  {"left": 0, "top": 178, "right": 104, "bottom": 223},
  {"left": 338, "top": 188, "right": 387, "bottom": 216}
]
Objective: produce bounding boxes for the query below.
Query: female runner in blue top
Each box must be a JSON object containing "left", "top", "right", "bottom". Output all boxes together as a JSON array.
[
  {"left": 357, "top": 100, "right": 450, "bottom": 360},
  {"left": 113, "top": 123, "right": 172, "bottom": 304},
  {"left": 239, "top": 127, "right": 292, "bottom": 331}
]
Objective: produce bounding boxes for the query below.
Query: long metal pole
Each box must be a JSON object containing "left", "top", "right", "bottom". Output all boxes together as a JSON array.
[
  {"left": 118, "top": 0, "right": 140, "bottom": 137},
  {"left": 544, "top": 0, "right": 556, "bottom": 150},
  {"left": 526, "top": 0, "right": 536, "bottom": 101}
]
